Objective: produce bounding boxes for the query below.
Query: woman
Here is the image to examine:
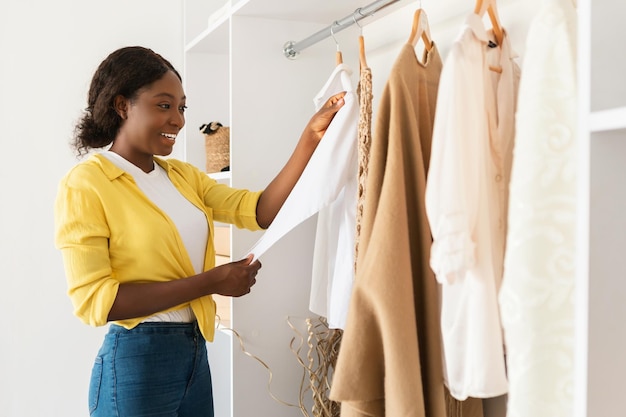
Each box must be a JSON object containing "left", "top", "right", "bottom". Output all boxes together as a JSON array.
[{"left": 54, "top": 46, "right": 345, "bottom": 417}]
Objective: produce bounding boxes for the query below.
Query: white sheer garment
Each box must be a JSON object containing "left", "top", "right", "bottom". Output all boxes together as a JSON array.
[
  {"left": 309, "top": 65, "right": 358, "bottom": 330},
  {"left": 499, "top": 0, "right": 577, "bottom": 416},
  {"left": 246, "top": 64, "right": 358, "bottom": 330},
  {"left": 246, "top": 64, "right": 357, "bottom": 262},
  {"left": 425, "top": 13, "right": 520, "bottom": 400}
]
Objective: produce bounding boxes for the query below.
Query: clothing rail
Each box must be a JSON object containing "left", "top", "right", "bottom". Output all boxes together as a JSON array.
[{"left": 283, "top": 0, "right": 402, "bottom": 59}]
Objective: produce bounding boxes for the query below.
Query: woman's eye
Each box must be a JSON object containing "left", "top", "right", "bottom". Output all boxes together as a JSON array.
[
  {"left": 159, "top": 103, "right": 171, "bottom": 109},
  {"left": 179, "top": 105, "right": 188, "bottom": 113}
]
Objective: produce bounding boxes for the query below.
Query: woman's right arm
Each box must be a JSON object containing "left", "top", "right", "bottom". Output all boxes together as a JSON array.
[
  {"left": 55, "top": 172, "right": 260, "bottom": 325},
  {"left": 106, "top": 256, "right": 260, "bottom": 321}
]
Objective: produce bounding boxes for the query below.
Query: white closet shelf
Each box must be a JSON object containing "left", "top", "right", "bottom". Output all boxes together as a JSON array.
[
  {"left": 208, "top": 171, "right": 231, "bottom": 181},
  {"left": 184, "top": 0, "right": 256, "bottom": 53},
  {"left": 215, "top": 322, "right": 235, "bottom": 334},
  {"left": 589, "top": 106, "right": 626, "bottom": 132},
  {"left": 185, "top": 16, "right": 229, "bottom": 54}
]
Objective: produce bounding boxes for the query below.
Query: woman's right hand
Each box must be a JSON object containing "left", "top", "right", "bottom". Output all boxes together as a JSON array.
[
  {"left": 211, "top": 255, "right": 261, "bottom": 297},
  {"left": 107, "top": 255, "right": 261, "bottom": 322}
]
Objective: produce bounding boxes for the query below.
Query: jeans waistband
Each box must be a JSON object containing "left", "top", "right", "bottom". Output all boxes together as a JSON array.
[{"left": 108, "top": 321, "right": 200, "bottom": 336}]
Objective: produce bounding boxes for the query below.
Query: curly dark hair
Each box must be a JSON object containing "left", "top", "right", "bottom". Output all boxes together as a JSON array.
[{"left": 72, "top": 46, "right": 181, "bottom": 157}]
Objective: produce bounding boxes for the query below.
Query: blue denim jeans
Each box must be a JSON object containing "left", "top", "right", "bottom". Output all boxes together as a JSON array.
[{"left": 89, "top": 322, "right": 214, "bottom": 417}]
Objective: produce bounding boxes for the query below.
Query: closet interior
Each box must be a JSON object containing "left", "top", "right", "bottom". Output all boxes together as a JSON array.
[{"left": 180, "top": 0, "right": 626, "bottom": 416}]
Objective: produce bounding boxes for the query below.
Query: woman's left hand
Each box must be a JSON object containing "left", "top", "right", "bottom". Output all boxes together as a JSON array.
[
  {"left": 255, "top": 91, "right": 346, "bottom": 228},
  {"left": 304, "top": 91, "right": 346, "bottom": 143}
]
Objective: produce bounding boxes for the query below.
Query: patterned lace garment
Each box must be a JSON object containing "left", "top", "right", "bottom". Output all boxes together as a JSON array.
[{"left": 354, "top": 66, "right": 373, "bottom": 270}]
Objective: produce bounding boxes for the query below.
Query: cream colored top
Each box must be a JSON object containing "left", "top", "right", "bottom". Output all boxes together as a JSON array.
[{"left": 425, "top": 13, "right": 520, "bottom": 400}]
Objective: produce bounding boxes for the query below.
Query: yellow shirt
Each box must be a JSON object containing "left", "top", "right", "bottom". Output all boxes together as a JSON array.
[{"left": 54, "top": 154, "right": 263, "bottom": 341}]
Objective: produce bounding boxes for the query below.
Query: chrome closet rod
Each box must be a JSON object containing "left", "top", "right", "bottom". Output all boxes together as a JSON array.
[{"left": 283, "top": 0, "right": 402, "bottom": 59}]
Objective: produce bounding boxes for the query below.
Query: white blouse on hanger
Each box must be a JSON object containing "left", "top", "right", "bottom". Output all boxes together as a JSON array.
[
  {"left": 309, "top": 64, "right": 359, "bottom": 329},
  {"left": 499, "top": 0, "right": 578, "bottom": 415},
  {"left": 245, "top": 64, "right": 358, "bottom": 329},
  {"left": 425, "top": 13, "right": 520, "bottom": 400}
]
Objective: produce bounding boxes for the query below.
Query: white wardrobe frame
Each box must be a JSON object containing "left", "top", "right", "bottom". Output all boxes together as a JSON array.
[
  {"left": 575, "top": 1, "right": 626, "bottom": 416},
  {"left": 181, "top": 0, "right": 626, "bottom": 416}
]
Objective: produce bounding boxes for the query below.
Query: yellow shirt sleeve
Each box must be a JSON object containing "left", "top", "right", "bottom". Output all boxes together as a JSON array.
[{"left": 54, "top": 172, "right": 119, "bottom": 327}]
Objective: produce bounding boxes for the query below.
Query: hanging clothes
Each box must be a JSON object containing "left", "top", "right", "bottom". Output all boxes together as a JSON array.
[
  {"left": 246, "top": 63, "right": 358, "bottom": 329},
  {"left": 499, "top": 0, "right": 578, "bottom": 416},
  {"left": 330, "top": 43, "right": 447, "bottom": 417},
  {"left": 310, "top": 63, "right": 372, "bottom": 330},
  {"left": 354, "top": 65, "right": 373, "bottom": 269},
  {"left": 307, "top": 64, "right": 359, "bottom": 330},
  {"left": 245, "top": 64, "right": 357, "bottom": 262},
  {"left": 425, "top": 13, "right": 520, "bottom": 400}
]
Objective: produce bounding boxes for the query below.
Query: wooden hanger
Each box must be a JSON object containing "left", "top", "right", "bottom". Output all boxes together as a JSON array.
[
  {"left": 353, "top": 10, "right": 368, "bottom": 69},
  {"left": 408, "top": 8, "right": 433, "bottom": 51},
  {"left": 358, "top": 35, "right": 367, "bottom": 68},
  {"left": 330, "top": 22, "right": 343, "bottom": 65},
  {"left": 336, "top": 49, "right": 344, "bottom": 65},
  {"left": 474, "top": 0, "right": 504, "bottom": 46},
  {"left": 474, "top": 0, "right": 503, "bottom": 73}
]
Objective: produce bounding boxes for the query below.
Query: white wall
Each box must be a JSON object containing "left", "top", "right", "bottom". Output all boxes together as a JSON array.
[{"left": 0, "top": 1, "right": 182, "bottom": 416}]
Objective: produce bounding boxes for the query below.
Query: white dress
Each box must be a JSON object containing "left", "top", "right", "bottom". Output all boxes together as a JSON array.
[
  {"left": 425, "top": 13, "right": 520, "bottom": 400},
  {"left": 246, "top": 64, "right": 358, "bottom": 329},
  {"left": 499, "top": 0, "right": 577, "bottom": 416}
]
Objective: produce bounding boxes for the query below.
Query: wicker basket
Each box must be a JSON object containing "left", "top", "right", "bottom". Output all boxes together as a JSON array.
[{"left": 199, "top": 122, "right": 230, "bottom": 173}]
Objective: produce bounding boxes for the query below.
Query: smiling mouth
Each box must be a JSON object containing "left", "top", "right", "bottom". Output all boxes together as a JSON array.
[{"left": 161, "top": 133, "right": 177, "bottom": 141}]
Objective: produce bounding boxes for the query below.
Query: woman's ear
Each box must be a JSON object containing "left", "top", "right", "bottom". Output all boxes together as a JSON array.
[{"left": 113, "top": 95, "right": 129, "bottom": 120}]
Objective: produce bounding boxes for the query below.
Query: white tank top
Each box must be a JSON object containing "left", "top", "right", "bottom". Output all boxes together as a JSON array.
[{"left": 103, "top": 151, "right": 209, "bottom": 322}]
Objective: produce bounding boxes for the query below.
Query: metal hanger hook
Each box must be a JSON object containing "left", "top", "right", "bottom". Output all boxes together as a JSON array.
[
  {"left": 352, "top": 8, "right": 364, "bottom": 34},
  {"left": 330, "top": 21, "right": 340, "bottom": 50}
]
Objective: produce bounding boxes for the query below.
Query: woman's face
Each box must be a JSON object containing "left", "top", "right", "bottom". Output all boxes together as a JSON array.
[{"left": 114, "top": 70, "right": 186, "bottom": 162}]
